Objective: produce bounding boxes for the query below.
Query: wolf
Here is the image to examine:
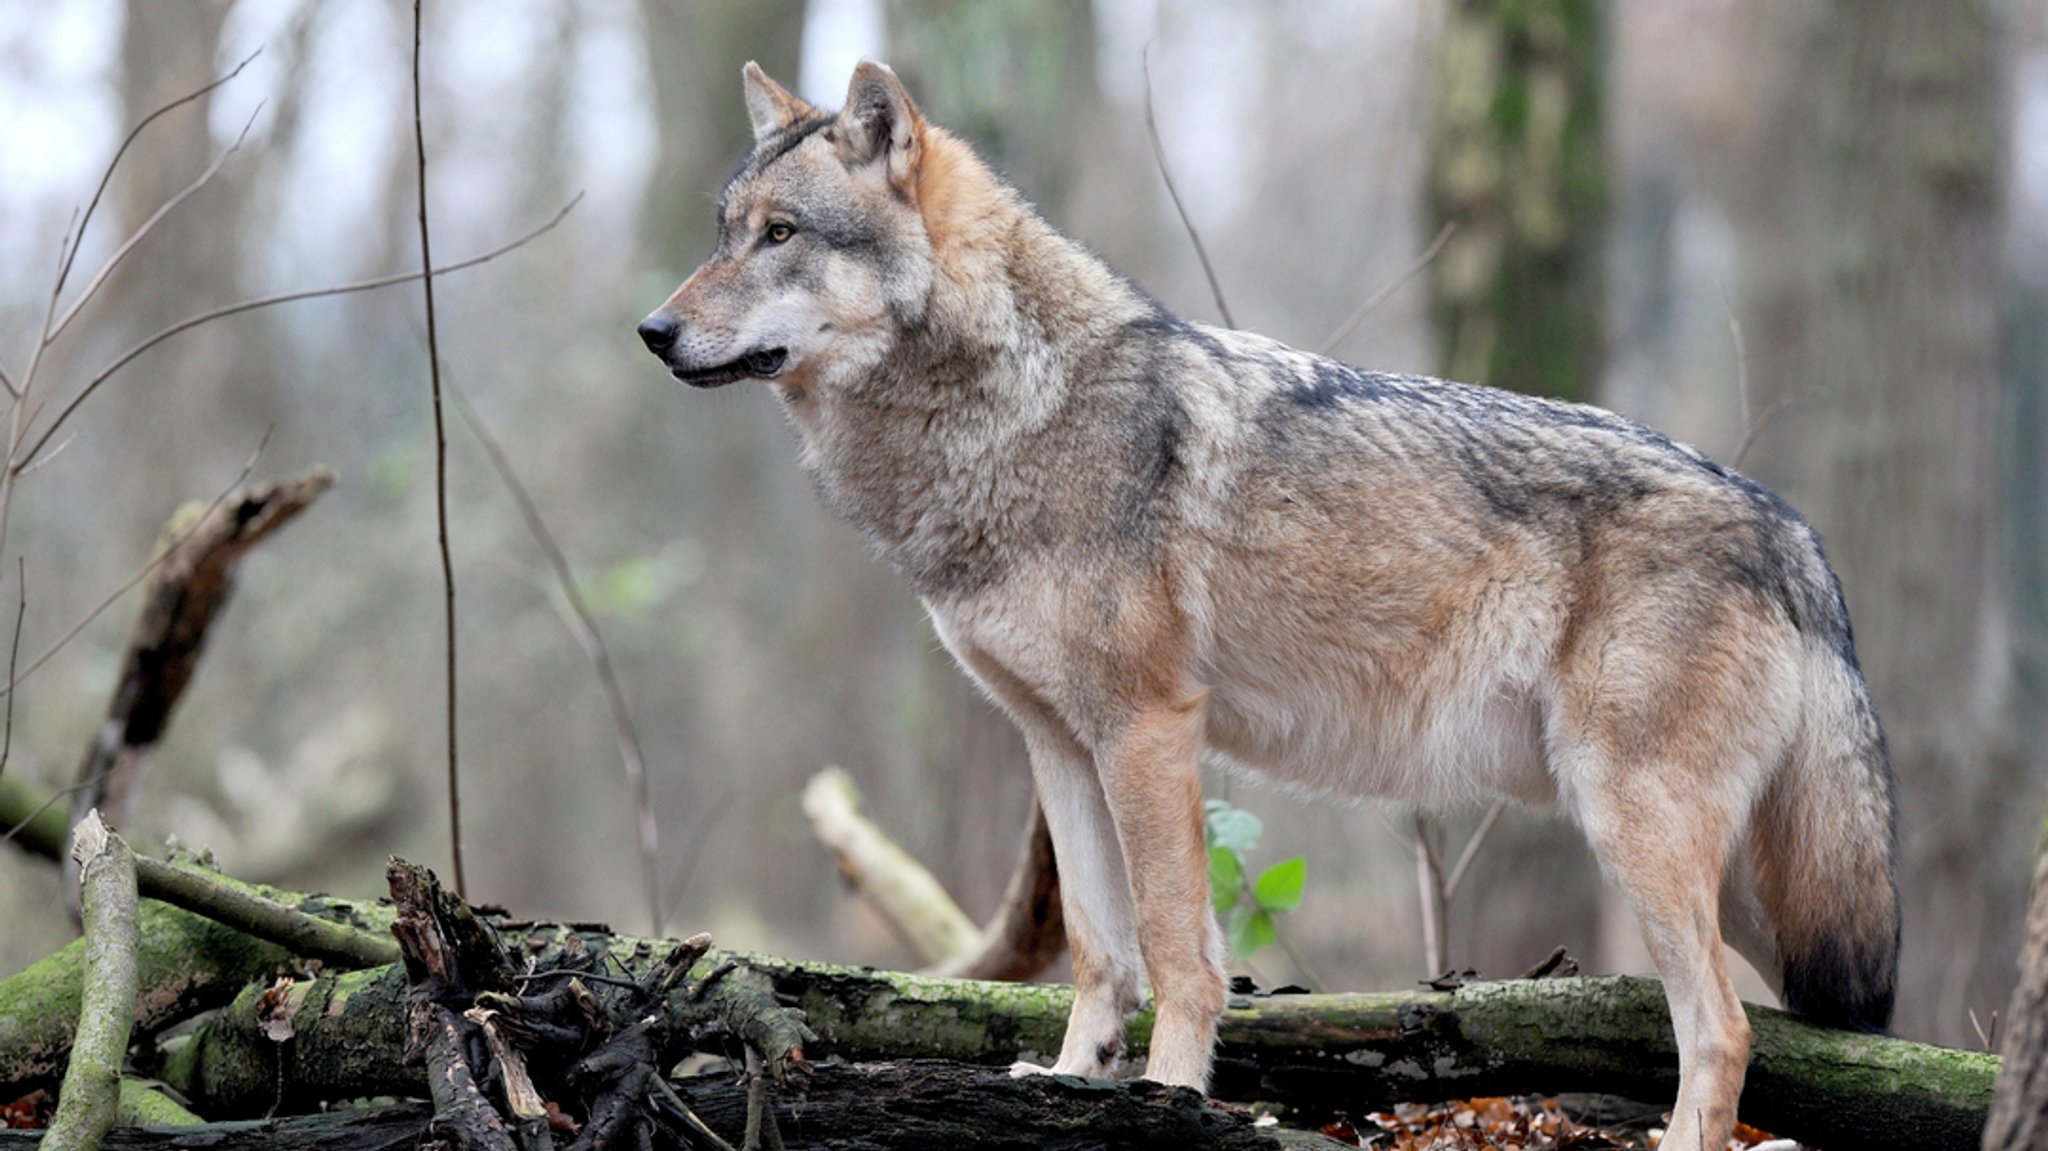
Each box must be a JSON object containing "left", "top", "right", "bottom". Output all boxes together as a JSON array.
[{"left": 637, "top": 61, "right": 1899, "bottom": 1150}]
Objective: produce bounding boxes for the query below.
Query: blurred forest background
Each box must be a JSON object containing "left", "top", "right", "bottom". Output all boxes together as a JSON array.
[{"left": 1, "top": 0, "right": 2044, "bottom": 1053}]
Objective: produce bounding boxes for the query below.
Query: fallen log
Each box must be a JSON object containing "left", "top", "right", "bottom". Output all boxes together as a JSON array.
[
  {"left": 0, "top": 1064, "right": 1351, "bottom": 1151},
  {"left": 0, "top": 868, "right": 392, "bottom": 1095},
  {"left": 155, "top": 928, "right": 1994, "bottom": 1150}
]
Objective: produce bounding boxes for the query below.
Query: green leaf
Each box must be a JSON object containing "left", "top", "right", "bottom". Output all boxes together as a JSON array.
[
  {"left": 1205, "top": 805, "right": 1262, "bottom": 854},
  {"left": 1227, "top": 905, "right": 1277, "bottom": 961},
  {"left": 1208, "top": 847, "right": 1242, "bottom": 915},
  {"left": 1253, "top": 857, "right": 1307, "bottom": 912}
]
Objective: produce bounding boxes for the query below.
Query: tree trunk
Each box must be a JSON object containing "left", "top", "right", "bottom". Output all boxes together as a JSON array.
[
  {"left": 1426, "top": 0, "right": 1607, "bottom": 400},
  {"left": 1984, "top": 792, "right": 2048, "bottom": 1147},
  {"left": 1421, "top": 0, "right": 1614, "bottom": 985},
  {"left": 1735, "top": 0, "right": 2013, "bottom": 1045}
]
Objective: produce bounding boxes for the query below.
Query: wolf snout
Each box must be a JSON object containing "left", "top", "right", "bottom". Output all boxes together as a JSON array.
[{"left": 637, "top": 314, "right": 679, "bottom": 356}]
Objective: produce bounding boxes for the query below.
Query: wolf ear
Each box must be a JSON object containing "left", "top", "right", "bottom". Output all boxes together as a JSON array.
[
  {"left": 742, "top": 61, "right": 813, "bottom": 143},
  {"left": 835, "top": 60, "right": 923, "bottom": 192}
]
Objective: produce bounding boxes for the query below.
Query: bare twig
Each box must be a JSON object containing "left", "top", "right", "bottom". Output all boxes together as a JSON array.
[
  {"left": 1970, "top": 1007, "right": 1999, "bottom": 1053},
  {"left": 414, "top": 0, "right": 464, "bottom": 900},
  {"left": 1, "top": 768, "right": 107, "bottom": 855},
  {"left": 1316, "top": 221, "right": 1457, "bottom": 356},
  {"left": 1719, "top": 281, "right": 1793, "bottom": 470},
  {"left": 12, "top": 196, "right": 582, "bottom": 477},
  {"left": 1442, "top": 797, "right": 1507, "bottom": 900},
  {"left": 50, "top": 49, "right": 262, "bottom": 306},
  {"left": 1721, "top": 282, "right": 1751, "bottom": 434},
  {"left": 15, "top": 433, "right": 74, "bottom": 478},
  {"left": 0, "top": 560, "right": 20, "bottom": 783},
  {"left": 0, "top": 430, "right": 271, "bottom": 702},
  {"left": 0, "top": 364, "right": 16, "bottom": 401},
  {"left": 46, "top": 104, "right": 264, "bottom": 346},
  {"left": 450, "top": 381, "right": 661, "bottom": 934},
  {"left": 1370, "top": 803, "right": 1415, "bottom": 854},
  {"left": 1411, "top": 812, "right": 1447, "bottom": 977},
  {"left": 0, "top": 226, "right": 76, "bottom": 620},
  {"left": 0, "top": 55, "right": 262, "bottom": 578},
  {"left": 665, "top": 789, "right": 734, "bottom": 921},
  {"left": 1730, "top": 397, "right": 1792, "bottom": 471},
  {"left": 1141, "top": 45, "right": 1234, "bottom": 329}
]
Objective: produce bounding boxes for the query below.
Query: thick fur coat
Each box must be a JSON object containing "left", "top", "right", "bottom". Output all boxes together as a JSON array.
[{"left": 637, "top": 62, "right": 1900, "bottom": 1151}]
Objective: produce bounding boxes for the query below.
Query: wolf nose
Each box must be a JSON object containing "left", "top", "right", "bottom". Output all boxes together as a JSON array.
[{"left": 637, "top": 314, "right": 679, "bottom": 355}]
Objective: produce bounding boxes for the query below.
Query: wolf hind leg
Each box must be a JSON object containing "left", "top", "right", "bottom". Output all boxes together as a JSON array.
[{"left": 1569, "top": 749, "right": 1752, "bottom": 1151}]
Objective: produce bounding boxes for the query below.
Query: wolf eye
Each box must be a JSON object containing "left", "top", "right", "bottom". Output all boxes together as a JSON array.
[{"left": 765, "top": 222, "right": 795, "bottom": 244}]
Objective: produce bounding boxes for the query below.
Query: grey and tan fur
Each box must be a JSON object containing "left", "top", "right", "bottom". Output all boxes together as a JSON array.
[{"left": 637, "top": 61, "right": 1899, "bottom": 1150}]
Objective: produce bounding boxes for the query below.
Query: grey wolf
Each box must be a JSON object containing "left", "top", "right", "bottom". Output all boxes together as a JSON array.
[{"left": 636, "top": 61, "right": 1899, "bottom": 1151}]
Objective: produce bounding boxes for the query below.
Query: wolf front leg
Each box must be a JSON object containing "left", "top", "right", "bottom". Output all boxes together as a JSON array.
[
  {"left": 1012, "top": 722, "right": 1145, "bottom": 1079},
  {"left": 1096, "top": 690, "right": 1226, "bottom": 1090}
]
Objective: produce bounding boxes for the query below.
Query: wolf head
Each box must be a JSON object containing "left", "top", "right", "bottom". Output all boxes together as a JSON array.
[{"left": 637, "top": 61, "right": 937, "bottom": 393}]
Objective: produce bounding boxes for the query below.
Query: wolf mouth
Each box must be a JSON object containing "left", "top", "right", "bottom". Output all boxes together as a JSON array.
[{"left": 673, "top": 347, "right": 788, "bottom": 388}]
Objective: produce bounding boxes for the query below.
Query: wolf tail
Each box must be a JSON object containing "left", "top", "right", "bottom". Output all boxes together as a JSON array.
[{"left": 1738, "top": 629, "right": 1900, "bottom": 1032}]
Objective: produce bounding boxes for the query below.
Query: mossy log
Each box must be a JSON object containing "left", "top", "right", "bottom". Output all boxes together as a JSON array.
[
  {"left": 0, "top": 880, "right": 392, "bottom": 1095},
  {"left": 156, "top": 930, "right": 1992, "bottom": 1151}
]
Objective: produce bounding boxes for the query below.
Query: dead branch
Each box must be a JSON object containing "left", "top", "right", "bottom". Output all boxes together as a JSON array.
[
  {"left": 64, "top": 468, "right": 332, "bottom": 868},
  {"left": 0, "top": 1065, "right": 1349, "bottom": 1151},
  {"left": 39, "top": 813, "right": 139, "bottom": 1151},
  {"left": 803, "top": 767, "right": 1066, "bottom": 981},
  {"left": 931, "top": 797, "right": 1066, "bottom": 982},
  {"left": 133, "top": 853, "right": 398, "bottom": 969},
  {"left": 802, "top": 767, "right": 977, "bottom": 962},
  {"left": 0, "top": 844, "right": 397, "bottom": 1093}
]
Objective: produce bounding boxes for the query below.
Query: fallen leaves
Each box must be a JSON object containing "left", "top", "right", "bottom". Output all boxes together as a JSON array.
[
  {"left": 0, "top": 1088, "right": 52, "bottom": 1129},
  {"left": 1315, "top": 1096, "right": 1795, "bottom": 1150}
]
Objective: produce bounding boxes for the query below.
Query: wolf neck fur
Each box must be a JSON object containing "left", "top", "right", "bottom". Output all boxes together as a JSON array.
[{"left": 783, "top": 128, "right": 1151, "bottom": 596}]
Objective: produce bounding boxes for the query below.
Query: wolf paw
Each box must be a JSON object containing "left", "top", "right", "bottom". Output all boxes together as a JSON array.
[{"left": 1008, "top": 1060, "right": 1057, "bottom": 1079}]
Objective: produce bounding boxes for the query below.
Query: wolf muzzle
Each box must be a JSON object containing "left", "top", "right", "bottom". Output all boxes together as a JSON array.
[{"left": 636, "top": 314, "right": 788, "bottom": 388}]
